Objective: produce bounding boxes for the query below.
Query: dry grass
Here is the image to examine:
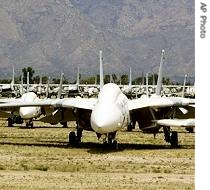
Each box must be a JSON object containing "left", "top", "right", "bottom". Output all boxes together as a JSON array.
[{"left": 0, "top": 120, "right": 194, "bottom": 189}]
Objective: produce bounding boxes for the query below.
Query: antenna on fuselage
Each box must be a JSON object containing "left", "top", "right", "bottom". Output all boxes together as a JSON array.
[
  {"left": 99, "top": 50, "right": 104, "bottom": 89},
  {"left": 156, "top": 49, "right": 165, "bottom": 96},
  {"left": 57, "top": 73, "right": 64, "bottom": 99}
]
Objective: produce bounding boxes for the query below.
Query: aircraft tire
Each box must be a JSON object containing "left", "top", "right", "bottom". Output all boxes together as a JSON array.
[
  {"left": 61, "top": 121, "right": 68, "bottom": 128},
  {"left": 30, "top": 121, "right": 34, "bottom": 128},
  {"left": 185, "top": 127, "right": 194, "bottom": 133},
  {"left": 113, "top": 140, "right": 118, "bottom": 150},
  {"left": 127, "top": 124, "right": 133, "bottom": 132},
  {"left": 170, "top": 131, "right": 178, "bottom": 148},
  {"left": 68, "top": 131, "right": 77, "bottom": 145},
  {"left": 7, "top": 118, "right": 14, "bottom": 127}
]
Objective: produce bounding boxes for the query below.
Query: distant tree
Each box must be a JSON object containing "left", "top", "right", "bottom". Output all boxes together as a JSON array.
[
  {"left": 132, "top": 77, "right": 141, "bottom": 85},
  {"left": 111, "top": 74, "right": 117, "bottom": 83},
  {"left": 63, "top": 76, "right": 69, "bottom": 84},
  {"left": 121, "top": 74, "right": 128, "bottom": 85},
  {"left": 22, "top": 67, "right": 35, "bottom": 84},
  {"left": 104, "top": 75, "right": 110, "bottom": 84},
  {"left": 81, "top": 76, "right": 96, "bottom": 84},
  {"left": 52, "top": 78, "right": 60, "bottom": 84},
  {"left": 0, "top": 79, "right": 10, "bottom": 83},
  {"left": 42, "top": 76, "right": 48, "bottom": 84},
  {"left": 14, "top": 77, "right": 20, "bottom": 84},
  {"left": 33, "top": 75, "right": 40, "bottom": 84},
  {"left": 163, "top": 77, "right": 171, "bottom": 85}
]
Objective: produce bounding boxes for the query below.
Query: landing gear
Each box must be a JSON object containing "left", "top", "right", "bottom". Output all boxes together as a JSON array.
[
  {"left": 163, "top": 127, "right": 178, "bottom": 148},
  {"left": 127, "top": 123, "right": 133, "bottom": 132},
  {"left": 170, "top": 131, "right": 178, "bottom": 147},
  {"left": 102, "top": 132, "right": 118, "bottom": 149},
  {"left": 26, "top": 120, "right": 33, "bottom": 128},
  {"left": 60, "top": 121, "right": 68, "bottom": 128},
  {"left": 7, "top": 115, "right": 23, "bottom": 127},
  {"left": 185, "top": 127, "right": 194, "bottom": 133},
  {"left": 7, "top": 117, "right": 14, "bottom": 127},
  {"left": 68, "top": 131, "right": 77, "bottom": 145},
  {"left": 68, "top": 128, "right": 83, "bottom": 146}
]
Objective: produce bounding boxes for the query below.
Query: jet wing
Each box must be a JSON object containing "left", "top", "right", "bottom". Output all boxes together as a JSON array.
[
  {"left": 128, "top": 96, "right": 195, "bottom": 111},
  {"left": 0, "top": 97, "right": 17, "bottom": 103},
  {"left": 156, "top": 118, "right": 195, "bottom": 127},
  {"left": 0, "top": 97, "right": 97, "bottom": 111}
]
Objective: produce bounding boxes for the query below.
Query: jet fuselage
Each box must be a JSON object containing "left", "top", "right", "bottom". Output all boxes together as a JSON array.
[
  {"left": 91, "top": 83, "right": 130, "bottom": 134},
  {"left": 19, "top": 92, "right": 41, "bottom": 120}
]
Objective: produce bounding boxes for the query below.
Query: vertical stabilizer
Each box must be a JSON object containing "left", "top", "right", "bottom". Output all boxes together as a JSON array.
[
  {"left": 110, "top": 74, "right": 113, "bottom": 83},
  {"left": 95, "top": 75, "right": 97, "bottom": 85},
  {"left": 146, "top": 73, "right": 149, "bottom": 97},
  {"left": 20, "top": 74, "right": 24, "bottom": 96},
  {"left": 152, "top": 73, "right": 156, "bottom": 92},
  {"left": 181, "top": 74, "right": 187, "bottom": 97},
  {"left": 26, "top": 72, "right": 29, "bottom": 93},
  {"left": 76, "top": 67, "right": 80, "bottom": 85},
  {"left": 141, "top": 72, "right": 144, "bottom": 85},
  {"left": 99, "top": 50, "right": 104, "bottom": 89},
  {"left": 10, "top": 65, "right": 15, "bottom": 90},
  {"left": 38, "top": 75, "right": 42, "bottom": 94},
  {"left": 129, "top": 67, "right": 132, "bottom": 87},
  {"left": 152, "top": 73, "right": 155, "bottom": 86},
  {"left": 156, "top": 49, "right": 165, "bottom": 96},
  {"left": 46, "top": 77, "right": 50, "bottom": 98},
  {"left": 57, "top": 73, "right": 64, "bottom": 99},
  {"left": 39, "top": 76, "right": 42, "bottom": 85},
  {"left": 11, "top": 65, "right": 15, "bottom": 85}
]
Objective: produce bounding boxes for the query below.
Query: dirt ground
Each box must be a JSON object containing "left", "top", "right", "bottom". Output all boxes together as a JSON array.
[{"left": 0, "top": 120, "right": 194, "bottom": 190}]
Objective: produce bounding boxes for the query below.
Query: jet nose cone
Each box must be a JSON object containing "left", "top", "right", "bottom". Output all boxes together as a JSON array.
[
  {"left": 19, "top": 107, "right": 36, "bottom": 119},
  {"left": 90, "top": 104, "right": 123, "bottom": 134}
]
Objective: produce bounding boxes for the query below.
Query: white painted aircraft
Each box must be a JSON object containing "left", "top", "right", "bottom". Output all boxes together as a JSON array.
[
  {"left": 0, "top": 50, "right": 194, "bottom": 148},
  {"left": 0, "top": 72, "right": 42, "bottom": 127},
  {"left": 0, "top": 65, "right": 19, "bottom": 97}
]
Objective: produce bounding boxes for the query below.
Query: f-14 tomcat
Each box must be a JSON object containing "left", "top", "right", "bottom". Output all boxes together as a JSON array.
[{"left": 0, "top": 50, "right": 194, "bottom": 148}]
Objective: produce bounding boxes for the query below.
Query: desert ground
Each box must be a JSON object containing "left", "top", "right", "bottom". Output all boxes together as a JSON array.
[{"left": 0, "top": 119, "right": 194, "bottom": 190}]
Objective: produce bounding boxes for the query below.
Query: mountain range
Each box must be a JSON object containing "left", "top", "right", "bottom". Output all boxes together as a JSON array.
[{"left": 0, "top": 0, "right": 195, "bottom": 82}]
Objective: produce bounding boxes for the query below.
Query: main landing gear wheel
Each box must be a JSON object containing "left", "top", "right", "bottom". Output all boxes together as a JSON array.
[
  {"left": 127, "top": 123, "right": 133, "bottom": 132},
  {"left": 163, "top": 127, "right": 179, "bottom": 148},
  {"left": 7, "top": 117, "right": 14, "bottom": 127},
  {"left": 68, "top": 131, "right": 77, "bottom": 146},
  {"left": 68, "top": 130, "right": 83, "bottom": 146},
  {"left": 185, "top": 127, "right": 194, "bottom": 133},
  {"left": 26, "top": 121, "right": 34, "bottom": 128},
  {"left": 61, "top": 121, "right": 68, "bottom": 128},
  {"left": 170, "top": 131, "right": 178, "bottom": 148}
]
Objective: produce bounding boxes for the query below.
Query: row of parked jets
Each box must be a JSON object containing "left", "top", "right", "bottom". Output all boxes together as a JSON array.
[{"left": 0, "top": 50, "right": 195, "bottom": 148}]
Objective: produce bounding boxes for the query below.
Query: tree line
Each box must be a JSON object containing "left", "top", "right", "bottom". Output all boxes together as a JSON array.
[{"left": 0, "top": 67, "right": 192, "bottom": 85}]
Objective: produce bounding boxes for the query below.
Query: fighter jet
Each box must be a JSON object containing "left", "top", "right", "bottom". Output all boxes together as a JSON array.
[{"left": 0, "top": 50, "right": 194, "bottom": 148}]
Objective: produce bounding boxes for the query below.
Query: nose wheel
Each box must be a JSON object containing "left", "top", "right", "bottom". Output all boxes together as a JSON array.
[
  {"left": 102, "top": 132, "right": 118, "bottom": 149},
  {"left": 26, "top": 120, "right": 33, "bottom": 128}
]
